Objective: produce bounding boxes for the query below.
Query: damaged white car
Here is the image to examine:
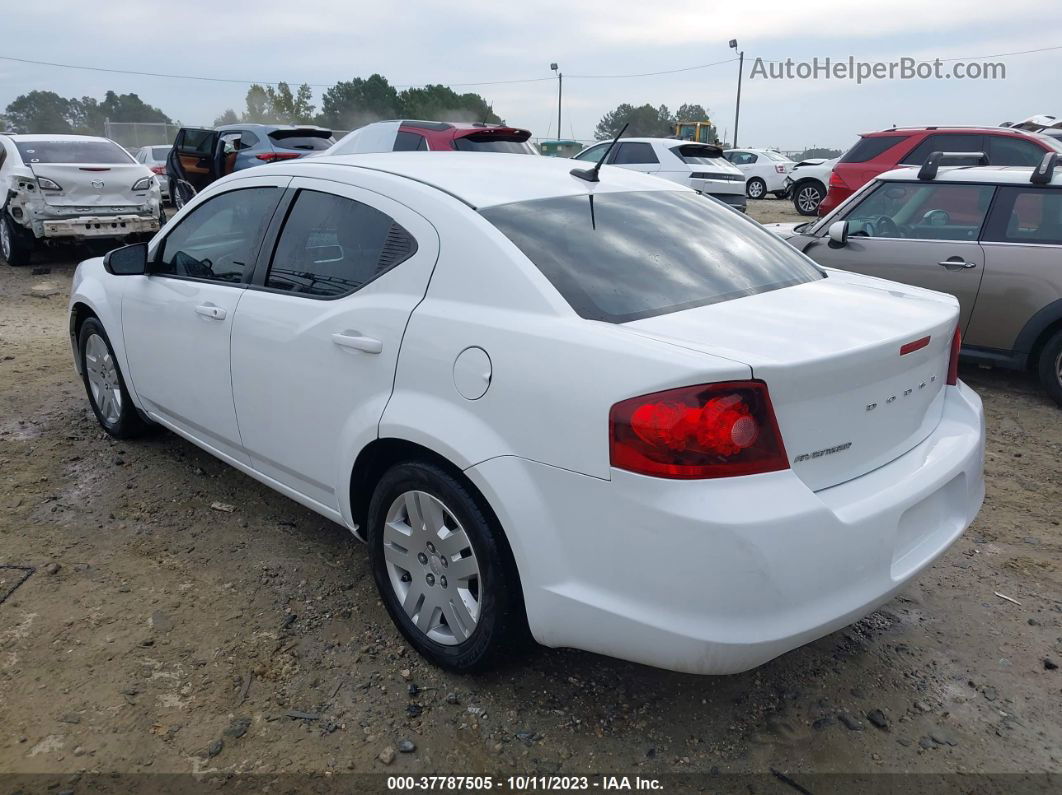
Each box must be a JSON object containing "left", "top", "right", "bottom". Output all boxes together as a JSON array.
[{"left": 0, "top": 134, "right": 163, "bottom": 266}]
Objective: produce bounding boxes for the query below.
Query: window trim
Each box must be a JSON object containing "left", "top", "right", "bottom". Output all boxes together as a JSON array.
[
  {"left": 148, "top": 185, "right": 285, "bottom": 287},
  {"left": 250, "top": 187, "right": 419, "bottom": 302},
  {"left": 982, "top": 185, "right": 1062, "bottom": 245}
]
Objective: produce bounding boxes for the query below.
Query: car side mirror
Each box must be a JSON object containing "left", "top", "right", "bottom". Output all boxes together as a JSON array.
[
  {"left": 103, "top": 242, "right": 148, "bottom": 275},
  {"left": 827, "top": 220, "right": 849, "bottom": 249}
]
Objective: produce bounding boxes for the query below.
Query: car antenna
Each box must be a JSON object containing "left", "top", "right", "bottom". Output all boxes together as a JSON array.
[{"left": 571, "top": 122, "right": 629, "bottom": 183}]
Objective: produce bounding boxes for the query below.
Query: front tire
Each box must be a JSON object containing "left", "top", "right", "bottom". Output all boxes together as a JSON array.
[
  {"left": 367, "top": 461, "right": 528, "bottom": 672},
  {"left": 1, "top": 212, "right": 34, "bottom": 266},
  {"left": 1036, "top": 329, "right": 1062, "bottom": 407},
  {"left": 78, "top": 318, "right": 152, "bottom": 438},
  {"left": 792, "top": 181, "right": 826, "bottom": 216},
  {"left": 746, "top": 177, "right": 766, "bottom": 199}
]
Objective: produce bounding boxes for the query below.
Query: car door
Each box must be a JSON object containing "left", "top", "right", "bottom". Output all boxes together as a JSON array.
[
  {"left": 800, "top": 180, "right": 995, "bottom": 333},
  {"left": 606, "top": 142, "right": 660, "bottom": 175},
  {"left": 168, "top": 128, "right": 221, "bottom": 193},
  {"left": 121, "top": 176, "right": 288, "bottom": 462},
  {"left": 968, "top": 185, "right": 1062, "bottom": 351},
  {"left": 229, "top": 177, "right": 440, "bottom": 513}
]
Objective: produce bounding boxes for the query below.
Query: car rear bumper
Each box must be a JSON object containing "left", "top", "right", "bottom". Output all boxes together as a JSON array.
[
  {"left": 467, "top": 381, "right": 984, "bottom": 674},
  {"left": 818, "top": 185, "right": 852, "bottom": 216},
  {"left": 41, "top": 214, "right": 159, "bottom": 240}
]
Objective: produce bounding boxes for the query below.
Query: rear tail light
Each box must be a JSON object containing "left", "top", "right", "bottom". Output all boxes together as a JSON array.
[
  {"left": 775, "top": 165, "right": 787, "bottom": 174},
  {"left": 609, "top": 381, "right": 789, "bottom": 479},
  {"left": 256, "top": 152, "right": 301, "bottom": 162},
  {"left": 946, "top": 327, "right": 961, "bottom": 385},
  {"left": 150, "top": 165, "right": 166, "bottom": 174},
  {"left": 829, "top": 171, "right": 847, "bottom": 188},
  {"left": 36, "top": 177, "right": 63, "bottom": 191}
]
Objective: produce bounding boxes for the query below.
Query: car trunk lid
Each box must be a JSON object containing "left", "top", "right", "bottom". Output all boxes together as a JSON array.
[
  {"left": 30, "top": 164, "right": 149, "bottom": 208},
  {"left": 622, "top": 273, "right": 958, "bottom": 491}
]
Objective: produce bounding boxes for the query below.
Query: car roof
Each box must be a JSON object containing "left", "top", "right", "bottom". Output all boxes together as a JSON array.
[
  {"left": 290, "top": 152, "right": 689, "bottom": 208},
  {"left": 6, "top": 134, "right": 114, "bottom": 143},
  {"left": 216, "top": 123, "right": 330, "bottom": 132},
  {"left": 876, "top": 164, "right": 1062, "bottom": 187},
  {"left": 864, "top": 126, "right": 1049, "bottom": 136}
]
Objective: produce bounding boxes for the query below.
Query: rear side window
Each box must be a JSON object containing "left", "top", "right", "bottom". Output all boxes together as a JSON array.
[
  {"left": 394, "top": 131, "right": 428, "bottom": 151},
  {"left": 983, "top": 187, "right": 1062, "bottom": 245},
  {"left": 482, "top": 191, "right": 823, "bottom": 323},
  {"left": 268, "top": 130, "right": 334, "bottom": 151},
  {"left": 265, "top": 190, "right": 417, "bottom": 298},
  {"left": 611, "top": 142, "right": 659, "bottom": 165},
  {"left": 839, "top": 135, "right": 910, "bottom": 163},
  {"left": 899, "top": 134, "right": 985, "bottom": 165},
  {"left": 14, "top": 139, "right": 132, "bottom": 164},
  {"left": 986, "top": 136, "right": 1046, "bottom": 166},
  {"left": 157, "top": 187, "right": 280, "bottom": 283}
]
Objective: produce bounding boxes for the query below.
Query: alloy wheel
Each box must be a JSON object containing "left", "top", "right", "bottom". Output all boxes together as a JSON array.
[
  {"left": 0, "top": 219, "right": 10, "bottom": 260},
  {"left": 748, "top": 180, "right": 765, "bottom": 199},
  {"left": 84, "top": 333, "right": 123, "bottom": 425},
  {"left": 797, "top": 186, "right": 821, "bottom": 214},
  {"left": 382, "top": 490, "right": 482, "bottom": 645}
]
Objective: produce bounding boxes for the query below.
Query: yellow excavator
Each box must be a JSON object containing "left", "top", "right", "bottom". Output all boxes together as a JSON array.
[{"left": 673, "top": 121, "right": 718, "bottom": 144}]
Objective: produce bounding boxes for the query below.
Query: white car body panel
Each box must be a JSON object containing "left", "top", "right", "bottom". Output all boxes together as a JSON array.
[
  {"left": 725, "top": 148, "right": 795, "bottom": 193},
  {"left": 67, "top": 152, "right": 986, "bottom": 674}
]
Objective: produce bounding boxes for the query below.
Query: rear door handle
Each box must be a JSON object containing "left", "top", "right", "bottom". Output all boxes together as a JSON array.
[
  {"left": 332, "top": 331, "right": 383, "bottom": 354},
  {"left": 938, "top": 258, "right": 977, "bottom": 270},
  {"left": 195, "top": 303, "right": 226, "bottom": 320}
]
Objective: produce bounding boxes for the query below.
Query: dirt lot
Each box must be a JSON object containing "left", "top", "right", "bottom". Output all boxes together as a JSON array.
[{"left": 1, "top": 198, "right": 1060, "bottom": 791}]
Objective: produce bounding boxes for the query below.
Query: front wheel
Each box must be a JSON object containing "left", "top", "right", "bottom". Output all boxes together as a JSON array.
[
  {"left": 367, "top": 461, "right": 528, "bottom": 672},
  {"left": 0, "top": 212, "right": 34, "bottom": 266},
  {"left": 78, "top": 318, "right": 153, "bottom": 438},
  {"left": 746, "top": 177, "right": 766, "bottom": 199},
  {"left": 793, "top": 181, "right": 826, "bottom": 216},
  {"left": 1036, "top": 329, "right": 1062, "bottom": 407}
]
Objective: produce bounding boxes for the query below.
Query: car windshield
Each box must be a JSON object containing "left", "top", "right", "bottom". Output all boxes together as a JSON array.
[
  {"left": 453, "top": 136, "right": 534, "bottom": 154},
  {"left": 15, "top": 140, "right": 132, "bottom": 164},
  {"left": 482, "top": 190, "right": 823, "bottom": 323}
]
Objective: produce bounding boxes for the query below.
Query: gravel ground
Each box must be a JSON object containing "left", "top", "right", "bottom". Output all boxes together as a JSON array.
[{"left": 0, "top": 199, "right": 1059, "bottom": 791}]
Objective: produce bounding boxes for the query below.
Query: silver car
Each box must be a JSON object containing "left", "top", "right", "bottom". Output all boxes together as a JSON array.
[{"left": 132, "top": 145, "right": 171, "bottom": 202}]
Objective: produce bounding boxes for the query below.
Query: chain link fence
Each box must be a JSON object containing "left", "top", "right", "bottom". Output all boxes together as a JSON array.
[{"left": 103, "top": 121, "right": 185, "bottom": 150}]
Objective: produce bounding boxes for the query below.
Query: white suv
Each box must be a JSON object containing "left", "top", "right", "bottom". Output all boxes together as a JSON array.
[
  {"left": 572, "top": 138, "right": 747, "bottom": 211},
  {"left": 724, "top": 148, "right": 795, "bottom": 199},
  {"left": 0, "top": 134, "right": 162, "bottom": 266}
]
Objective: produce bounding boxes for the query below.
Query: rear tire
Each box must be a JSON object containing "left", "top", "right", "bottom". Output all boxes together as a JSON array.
[
  {"left": 1036, "top": 329, "right": 1062, "bottom": 407},
  {"left": 367, "top": 461, "right": 529, "bottom": 672},
  {"left": 1, "top": 212, "right": 34, "bottom": 266},
  {"left": 746, "top": 177, "right": 766, "bottom": 199},
  {"left": 78, "top": 318, "right": 153, "bottom": 438},
  {"left": 792, "top": 181, "right": 826, "bottom": 216}
]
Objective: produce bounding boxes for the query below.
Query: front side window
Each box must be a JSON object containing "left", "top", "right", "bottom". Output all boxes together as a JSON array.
[
  {"left": 14, "top": 139, "right": 132, "bottom": 164},
  {"left": 842, "top": 181, "right": 995, "bottom": 241},
  {"left": 983, "top": 187, "right": 1062, "bottom": 245},
  {"left": 156, "top": 187, "right": 280, "bottom": 282},
  {"left": 482, "top": 190, "right": 823, "bottom": 323},
  {"left": 610, "top": 142, "right": 659, "bottom": 165},
  {"left": 265, "top": 190, "right": 417, "bottom": 298}
]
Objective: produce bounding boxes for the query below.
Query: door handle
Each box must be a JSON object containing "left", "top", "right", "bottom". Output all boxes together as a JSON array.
[
  {"left": 937, "top": 258, "right": 977, "bottom": 270},
  {"left": 195, "top": 303, "right": 226, "bottom": 320},
  {"left": 332, "top": 331, "right": 383, "bottom": 354}
]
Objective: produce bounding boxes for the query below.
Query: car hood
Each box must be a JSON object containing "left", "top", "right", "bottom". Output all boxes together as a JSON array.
[{"left": 761, "top": 222, "right": 807, "bottom": 240}]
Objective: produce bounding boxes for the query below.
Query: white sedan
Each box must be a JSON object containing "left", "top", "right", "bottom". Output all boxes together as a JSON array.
[
  {"left": 68, "top": 153, "right": 985, "bottom": 674},
  {"left": 724, "top": 148, "right": 796, "bottom": 199}
]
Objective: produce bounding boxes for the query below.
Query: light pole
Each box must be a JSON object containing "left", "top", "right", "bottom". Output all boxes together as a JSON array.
[
  {"left": 550, "top": 62, "right": 562, "bottom": 141},
  {"left": 729, "top": 39, "right": 743, "bottom": 148}
]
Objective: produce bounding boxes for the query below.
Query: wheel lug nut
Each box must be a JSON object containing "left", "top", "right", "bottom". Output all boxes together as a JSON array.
[
  {"left": 400, "top": 572, "right": 411, "bottom": 583},
  {"left": 426, "top": 574, "right": 435, "bottom": 586},
  {"left": 440, "top": 557, "right": 448, "bottom": 568},
  {"left": 440, "top": 576, "right": 447, "bottom": 588},
  {"left": 417, "top": 553, "right": 428, "bottom": 565},
  {"left": 426, "top": 542, "right": 435, "bottom": 553}
]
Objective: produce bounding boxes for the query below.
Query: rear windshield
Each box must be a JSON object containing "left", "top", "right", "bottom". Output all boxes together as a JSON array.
[
  {"left": 268, "top": 131, "right": 334, "bottom": 151},
  {"left": 762, "top": 150, "right": 791, "bottom": 162},
  {"left": 482, "top": 191, "right": 823, "bottom": 323},
  {"left": 151, "top": 146, "right": 171, "bottom": 159},
  {"left": 15, "top": 140, "right": 132, "bottom": 164},
  {"left": 453, "top": 135, "right": 534, "bottom": 154},
  {"left": 839, "top": 135, "right": 910, "bottom": 163},
  {"left": 671, "top": 144, "right": 726, "bottom": 165}
]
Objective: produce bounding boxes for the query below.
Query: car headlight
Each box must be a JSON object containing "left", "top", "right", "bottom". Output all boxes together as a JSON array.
[{"left": 132, "top": 176, "right": 154, "bottom": 191}]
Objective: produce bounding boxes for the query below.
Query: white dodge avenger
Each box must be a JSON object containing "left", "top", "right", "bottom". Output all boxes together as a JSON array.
[{"left": 68, "top": 152, "right": 985, "bottom": 674}]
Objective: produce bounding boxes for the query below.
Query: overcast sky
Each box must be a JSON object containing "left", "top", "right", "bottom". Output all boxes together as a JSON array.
[{"left": 2, "top": 0, "right": 1060, "bottom": 150}]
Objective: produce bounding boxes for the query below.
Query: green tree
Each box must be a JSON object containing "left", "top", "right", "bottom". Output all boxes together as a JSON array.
[
  {"left": 318, "top": 74, "right": 401, "bottom": 129},
  {"left": 3, "top": 90, "right": 75, "bottom": 133},
  {"left": 675, "top": 103, "right": 709, "bottom": 122},
  {"left": 594, "top": 103, "right": 673, "bottom": 139},
  {"left": 397, "top": 84, "right": 501, "bottom": 124},
  {"left": 796, "top": 147, "right": 842, "bottom": 160},
  {"left": 243, "top": 84, "right": 271, "bottom": 123},
  {"left": 214, "top": 108, "right": 240, "bottom": 127}
]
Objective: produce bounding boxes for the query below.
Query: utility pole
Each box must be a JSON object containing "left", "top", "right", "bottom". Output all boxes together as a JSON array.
[
  {"left": 551, "top": 63, "right": 562, "bottom": 141},
  {"left": 729, "top": 40, "right": 743, "bottom": 148}
]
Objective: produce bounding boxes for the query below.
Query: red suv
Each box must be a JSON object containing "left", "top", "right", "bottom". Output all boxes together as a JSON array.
[
  {"left": 819, "top": 126, "right": 1062, "bottom": 215},
  {"left": 329, "top": 120, "right": 535, "bottom": 156}
]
